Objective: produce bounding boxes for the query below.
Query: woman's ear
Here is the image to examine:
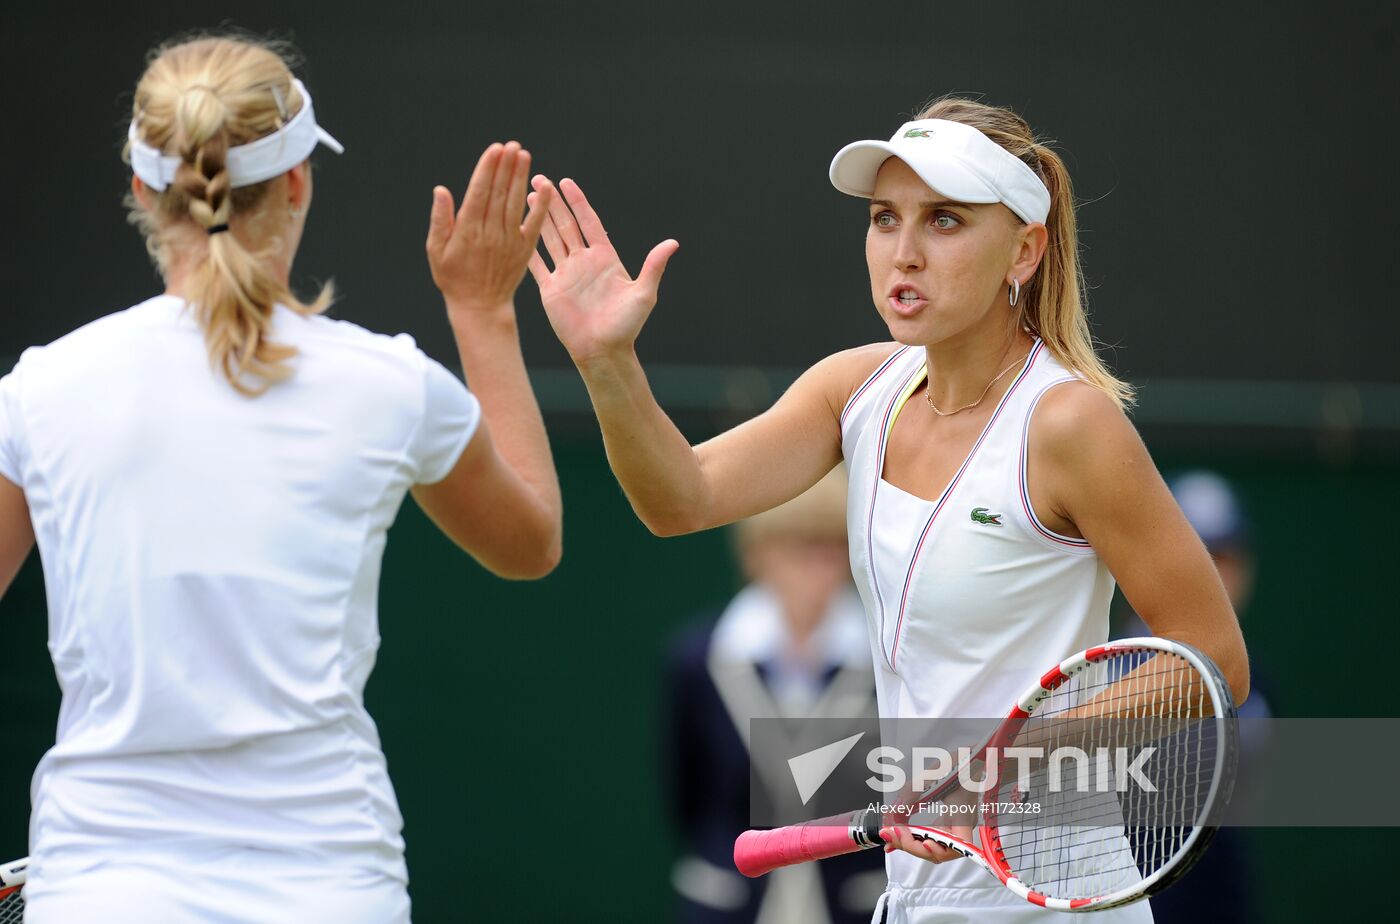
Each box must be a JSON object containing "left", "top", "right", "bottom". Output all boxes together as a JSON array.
[
  {"left": 131, "top": 175, "right": 153, "bottom": 210},
  {"left": 1012, "top": 220, "right": 1050, "bottom": 282},
  {"left": 286, "top": 161, "right": 311, "bottom": 212}
]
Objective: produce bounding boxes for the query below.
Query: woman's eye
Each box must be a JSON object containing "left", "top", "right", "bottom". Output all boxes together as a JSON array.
[
  {"left": 872, "top": 212, "right": 896, "bottom": 228},
  {"left": 933, "top": 213, "right": 961, "bottom": 230}
]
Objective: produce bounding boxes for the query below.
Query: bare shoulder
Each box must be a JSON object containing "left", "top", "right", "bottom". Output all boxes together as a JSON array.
[
  {"left": 1028, "top": 381, "right": 1157, "bottom": 531},
  {"left": 799, "top": 341, "right": 905, "bottom": 414},
  {"left": 1032, "top": 381, "right": 1139, "bottom": 456},
  {"left": 826, "top": 341, "right": 906, "bottom": 376},
  {"left": 1031, "top": 381, "right": 1157, "bottom": 516}
]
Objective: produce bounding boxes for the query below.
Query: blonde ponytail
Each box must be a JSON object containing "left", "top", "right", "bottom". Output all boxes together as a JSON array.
[
  {"left": 126, "top": 36, "right": 332, "bottom": 396},
  {"left": 916, "top": 97, "right": 1133, "bottom": 410}
]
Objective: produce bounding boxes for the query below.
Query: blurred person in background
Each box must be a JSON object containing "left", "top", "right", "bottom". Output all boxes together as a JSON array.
[
  {"left": 663, "top": 471, "right": 884, "bottom": 923},
  {"left": 1118, "top": 470, "right": 1273, "bottom": 924}
]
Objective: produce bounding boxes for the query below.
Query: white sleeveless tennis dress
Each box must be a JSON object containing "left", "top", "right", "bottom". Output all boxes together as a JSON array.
[
  {"left": 840, "top": 339, "right": 1153, "bottom": 924},
  {"left": 0, "top": 295, "right": 482, "bottom": 923}
]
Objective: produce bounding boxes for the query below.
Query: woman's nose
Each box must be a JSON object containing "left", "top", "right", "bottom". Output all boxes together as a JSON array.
[{"left": 893, "top": 227, "right": 924, "bottom": 271}]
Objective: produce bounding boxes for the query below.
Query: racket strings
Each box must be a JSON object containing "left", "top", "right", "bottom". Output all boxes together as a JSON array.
[
  {"left": 990, "top": 649, "right": 1221, "bottom": 901},
  {"left": 0, "top": 888, "right": 21, "bottom": 924}
]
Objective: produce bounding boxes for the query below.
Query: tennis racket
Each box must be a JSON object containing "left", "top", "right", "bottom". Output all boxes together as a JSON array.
[
  {"left": 733, "top": 637, "right": 1237, "bottom": 911},
  {"left": 0, "top": 857, "right": 25, "bottom": 924}
]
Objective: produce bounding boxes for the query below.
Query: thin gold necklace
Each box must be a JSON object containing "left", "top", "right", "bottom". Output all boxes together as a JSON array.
[{"left": 925, "top": 349, "right": 1029, "bottom": 416}]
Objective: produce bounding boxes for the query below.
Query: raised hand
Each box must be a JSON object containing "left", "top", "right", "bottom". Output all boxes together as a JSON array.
[
  {"left": 526, "top": 176, "right": 679, "bottom": 367},
  {"left": 426, "top": 141, "right": 553, "bottom": 321}
]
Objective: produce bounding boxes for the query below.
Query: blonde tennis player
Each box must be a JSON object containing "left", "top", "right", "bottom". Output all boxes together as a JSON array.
[
  {"left": 528, "top": 98, "right": 1248, "bottom": 923},
  {"left": 0, "top": 35, "right": 560, "bottom": 923}
]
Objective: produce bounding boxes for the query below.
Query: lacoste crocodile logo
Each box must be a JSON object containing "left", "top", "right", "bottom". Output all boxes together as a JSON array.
[
  {"left": 970, "top": 507, "right": 1003, "bottom": 526},
  {"left": 904, "top": 128, "right": 935, "bottom": 138}
]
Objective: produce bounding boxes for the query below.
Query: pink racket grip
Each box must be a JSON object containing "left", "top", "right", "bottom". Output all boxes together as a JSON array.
[{"left": 734, "top": 809, "right": 882, "bottom": 877}]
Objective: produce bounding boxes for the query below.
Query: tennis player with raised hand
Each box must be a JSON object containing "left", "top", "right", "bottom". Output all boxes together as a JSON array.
[
  {"left": 0, "top": 35, "right": 560, "bottom": 922},
  {"left": 529, "top": 98, "right": 1248, "bottom": 922}
]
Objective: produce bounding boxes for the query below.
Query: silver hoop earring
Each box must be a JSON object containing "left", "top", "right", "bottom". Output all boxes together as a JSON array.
[{"left": 1009, "top": 278, "right": 1021, "bottom": 308}]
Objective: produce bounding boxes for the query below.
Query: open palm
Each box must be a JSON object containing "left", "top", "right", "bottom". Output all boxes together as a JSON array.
[{"left": 527, "top": 177, "right": 679, "bottom": 366}]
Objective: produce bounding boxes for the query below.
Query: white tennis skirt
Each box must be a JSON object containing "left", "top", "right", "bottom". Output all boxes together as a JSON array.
[{"left": 23, "top": 852, "right": 410, "bottom": 924}]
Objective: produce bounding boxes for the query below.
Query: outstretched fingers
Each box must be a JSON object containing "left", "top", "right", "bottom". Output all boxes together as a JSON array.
[
  {"left": 485, "top": 141, "right": 522, "bottom": 229},
  {"left": 558, "top": 178, "right": 612, "bottom": 251},
  {"left": 521, "top": 183, "right": 554, "bottom": 252},
  {"left": 533, "top": 175, "right": 575, "bottom": 263},
  {"left": 460, "top": 143, "right": 503, "bottom": 226},
  {"left": 543, "top": 177, "right": 586, "bottom": 254},
  {"left": 530, "top": 181, "right": 565, "bottom": 264},
  {"left": 425, "top": 185, "right": 454, "bottom": 260},
  {"left": 637, "top": 238, "right": 680, "bottom": 296},
  {"left": 527, "top": 251, "right": 550, "bottom": 287},
  {"left": 504, "top": 145, "right": 533, "bottom": 231}
]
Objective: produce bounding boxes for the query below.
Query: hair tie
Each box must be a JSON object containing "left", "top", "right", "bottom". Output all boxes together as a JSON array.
[{"left": 207, "top": 223, "right": 230, "bottom": 235}]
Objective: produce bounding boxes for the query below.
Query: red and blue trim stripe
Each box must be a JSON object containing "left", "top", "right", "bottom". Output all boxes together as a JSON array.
[
  {"left": 864, "top": 357, "right": 926, "bottom": 663},
  {"left": 841, "top": 345, "right": 911, "bottom": 431},
  {"left": 887, "top": 341, "right": 1045, "bottom": 669},
  {"left": 1017, "top": 379, "right": 1092, "bottom": 549}
]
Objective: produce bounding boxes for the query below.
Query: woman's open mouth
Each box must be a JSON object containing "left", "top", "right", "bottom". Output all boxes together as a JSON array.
[{"left": 888, "top": 286, "right": 928, "bottom": 317}]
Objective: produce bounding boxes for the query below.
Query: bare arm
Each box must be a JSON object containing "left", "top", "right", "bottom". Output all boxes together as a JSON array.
[
  {"left": 1033, "top": 383, "right": 1250, "bottom": 703},
  {"left": 412, "top": 142, "right": 562, "bottom": 578},
  {"left": 571, "top": 346, "right": 886, "bottom": 535},
  {"left": 412, "top": 421, "right": 558, "bottom": 579},
  {"left": 528, "top": 176, "right": 886, "bottom": 535},
  {"left": 0, "top": 477, "right": 33, "bottom": 596}
]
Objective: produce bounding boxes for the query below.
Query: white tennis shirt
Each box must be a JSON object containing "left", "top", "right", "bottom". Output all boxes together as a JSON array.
[
  {"left": 841, "top": 341, "right": 1151, "bottom": 923},
  {"left": 0, "top": 295, "right": 479, "bottom": 890}
]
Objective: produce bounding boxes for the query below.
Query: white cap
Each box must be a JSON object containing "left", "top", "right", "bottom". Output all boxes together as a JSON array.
[
  {"left": 829, "top": 118, "right": 1050, "bottom": 224},
  {"left": 128, "top": 78, "right": 343, "bottom": 192}
]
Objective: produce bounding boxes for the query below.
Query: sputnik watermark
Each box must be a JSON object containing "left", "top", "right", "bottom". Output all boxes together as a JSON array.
[
  {"left": 864, "top": 746, "right": 1158, "bottom": 795},
  {"left": 867, "top": 800, "right": 1044, "bottom": 817}
]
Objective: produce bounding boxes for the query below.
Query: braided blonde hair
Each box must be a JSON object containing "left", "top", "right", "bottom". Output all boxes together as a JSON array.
[
  {"left": 916, "top": 97, "right": 1133, "bottom": 410},
  {"left": 125, "top": 36, "right": 332, "bottom": 396}
]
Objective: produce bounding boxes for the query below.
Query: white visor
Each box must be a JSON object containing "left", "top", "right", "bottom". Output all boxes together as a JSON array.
[
  {"left": 829, "top": 118, "right": 1049, "bottom": 224},
  {"left": 128, "top": 78, "right": 343, "bottom": 192}
]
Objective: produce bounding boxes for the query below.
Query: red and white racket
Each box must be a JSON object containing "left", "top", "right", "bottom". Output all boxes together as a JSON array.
[
  {"left": 733, "top": 637, "right": 1237, "bottom": 911},
  {"left": 0, "top": 857, "right": 25, "bottom": 924}
]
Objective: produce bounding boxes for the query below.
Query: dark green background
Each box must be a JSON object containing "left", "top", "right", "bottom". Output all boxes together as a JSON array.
[
  {"left": 3, "top": 1, "right": 1398, "bottom": 921},
  {"left": 5, "top": 2, "right": 1398, "bottom": 385}
]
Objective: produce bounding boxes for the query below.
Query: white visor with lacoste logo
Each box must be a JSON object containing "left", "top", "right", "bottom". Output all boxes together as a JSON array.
[
  {"left": 128, "top": 78, "right": 343, "bottom": 192},
  {"left": 829, "top": 118, "right": 1050, "bottom": 224}
]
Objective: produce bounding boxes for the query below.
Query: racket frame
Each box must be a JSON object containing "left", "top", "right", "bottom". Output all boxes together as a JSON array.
[
  {"left": 0, "top": 856, "right": 26, "bottom": 910},
  {"left": 910, "top": 636, "right": 1238, "bottom": 910},
  {"left": 735, "top": 636, "right": 1239, "bottom": 913}
]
